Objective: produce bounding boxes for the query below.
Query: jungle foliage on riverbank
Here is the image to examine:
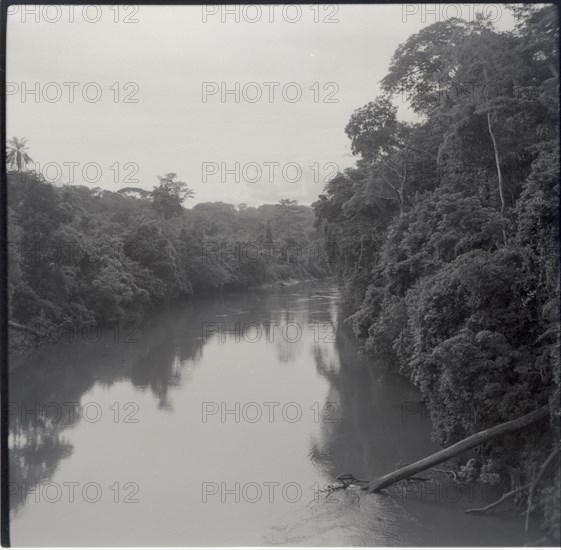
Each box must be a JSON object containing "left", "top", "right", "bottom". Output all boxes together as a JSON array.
[
  {"left": 313, "top": 6, "right": 559, "bottom": 541},
  {"left": 7, "top": 170, "right": 330, "bottom": 348}
]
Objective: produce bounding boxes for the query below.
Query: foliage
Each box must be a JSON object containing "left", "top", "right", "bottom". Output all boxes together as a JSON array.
[
  {"left": 150, "top": 172, "right": 194, "bottom": 219},
  {"left": 8, "top": 170, "right": 331, "bottom": 343},
  {"left": 314, "top": 7, "right": 559, "bottom": 540},
  {"left": 6, "top": 136, "right": 33, "bottom": 172}
]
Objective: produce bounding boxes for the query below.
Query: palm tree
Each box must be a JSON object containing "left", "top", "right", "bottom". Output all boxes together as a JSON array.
[
  {"left": 278, "top": 198, "right": 298, "bottom": 207},
  {"left": 6, "top": 137, "right": 33, "bottom": 172}
]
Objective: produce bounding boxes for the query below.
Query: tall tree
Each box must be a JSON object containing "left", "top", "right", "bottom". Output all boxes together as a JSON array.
[
  {"left": 151, "top": 173, "right": 194, "bottom": 219},
  {"left": 6, "top": 137, "right": 33, "bottom": 173},
  {"left": 278, "top": 199, "right": 298, "bottom": 238}
]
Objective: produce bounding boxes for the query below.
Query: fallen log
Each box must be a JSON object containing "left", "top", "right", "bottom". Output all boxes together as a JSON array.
[{"left": 366, "top": 405, "right": 550, "bottom": 493}]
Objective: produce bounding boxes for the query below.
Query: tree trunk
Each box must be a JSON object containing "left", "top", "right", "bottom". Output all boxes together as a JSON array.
[
  {"left": 486, "top": 111, "right": 507, "bottom": 245},
  {"left": 482, "top": 64, "right": 507, "bottom": 246},
  {"left": 366, "top": 405, "right": 550, "bottom": 492},
  {"left": 357, "top": 235, "right": 364, "bottom": 268}
]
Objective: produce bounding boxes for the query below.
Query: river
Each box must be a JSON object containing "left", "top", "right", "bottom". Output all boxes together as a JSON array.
[{"left": 8, "top": 282, "right": 535, "bottom": 546}]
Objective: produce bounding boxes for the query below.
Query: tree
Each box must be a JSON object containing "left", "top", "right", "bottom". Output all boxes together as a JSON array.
[
  {"left": 6, "top": 158, "right": 329, "bottom": 351},
  {"left": 278, "top": 198, "right": 298, "bottom": 207},
  {"left": 345, "top": 97, "right": 435, "bottom": 215},
  {"left": 118, "top": 187, "right": 151, "bottom": 200},
  {"left": 382, "top": 17, "right": 554, "bottom": 241},
  {"left": 447, "top": 25, "right": 539, "bottom": 244},
  {"left": 381, "top": 18, "right": 471, "bottom": 116},
  {"left": 313, "top": 7, "right": 559, "bottom": 539},
  {"left": 151, "top": 173, "right": 194, "bottom": 219},
  {"left": 6, "top": 137, "right": 33, "bottom": 173},
  {"left": 265, "top": 220, "right": 273, "bottom": 243},
  {"left": 278, "top": 199, "right": 298, "bottom": 238},
  {"left": 345, "top": 95, "right": 400, "bottom": 161}
]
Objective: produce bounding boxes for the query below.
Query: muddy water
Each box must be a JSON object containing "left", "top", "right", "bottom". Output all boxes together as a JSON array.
[{"left": 8, "top": 283, "right": 535, "bottom": 546}]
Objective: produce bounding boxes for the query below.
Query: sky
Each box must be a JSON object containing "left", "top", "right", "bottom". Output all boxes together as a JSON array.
[{"left": 7, "top": 4, "right": 517, "bottom": 206}]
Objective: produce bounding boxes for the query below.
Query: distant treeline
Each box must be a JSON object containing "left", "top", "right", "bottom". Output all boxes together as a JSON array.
[
  {"left": 313, "top": 6, "right": 559, "bottom": 541},
  {"left": 7, "top": 170, "right": 330, "bottom": 345}
]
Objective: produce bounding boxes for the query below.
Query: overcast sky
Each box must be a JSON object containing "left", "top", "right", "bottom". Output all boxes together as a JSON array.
[{"left": 7, "top": 4, "right": 516, "bottom": 206}]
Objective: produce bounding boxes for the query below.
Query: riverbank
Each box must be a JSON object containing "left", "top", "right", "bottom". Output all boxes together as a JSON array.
[
  {"left": 7, "top": 277, "right": 335, "bottom": 361},
  {"left": 9, "top": 282, "right": 542, "bottom": 545}
]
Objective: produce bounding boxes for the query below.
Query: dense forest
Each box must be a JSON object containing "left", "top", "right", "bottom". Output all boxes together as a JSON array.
[
  {"left": 5, "top": 3, "right": 559, "bottom": 543},
  {"left": 6, "top": 166, "right": 330, "bottom": 348},
  {"left": 312, "top": 6, "right": 559, "bottom": 542}
]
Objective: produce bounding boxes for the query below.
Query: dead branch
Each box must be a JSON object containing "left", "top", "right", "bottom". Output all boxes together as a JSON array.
[{"left": 524, "top": 447, "right": 559, "bottom": 531}]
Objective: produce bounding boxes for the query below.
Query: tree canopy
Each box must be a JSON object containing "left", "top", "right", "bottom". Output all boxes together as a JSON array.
[{"left": 314, "top": 6, "right": 559, "bottom": 541}]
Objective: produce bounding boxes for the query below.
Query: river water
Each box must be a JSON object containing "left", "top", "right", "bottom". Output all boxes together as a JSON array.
[{"left": 8, "top": 282, "right": 534, "bottom": 546}]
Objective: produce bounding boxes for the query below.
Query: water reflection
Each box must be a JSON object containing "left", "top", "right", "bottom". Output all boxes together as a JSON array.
[
  {"left": 8, "top": 283, "right": 534, "bottom": 546},
  {"left": 9, "top": 302, "right": 209, "bottom": 514}
]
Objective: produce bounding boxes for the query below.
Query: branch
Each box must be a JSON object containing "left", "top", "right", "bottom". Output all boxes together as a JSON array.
[
  {"left": 465, "top": 446, "right": 558, "bottom": 517},
  {"left": 382, "top": 158, "right": 405, "bottom": 182},
  {"left": 8, "top": 321, "right": 42, "bottom": 338},
  {"left": 465, "top": 482, "right": 532, "bottom": 514},
  {"left": 524, "top": 447, "right": 559, "bottom": 531}
]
